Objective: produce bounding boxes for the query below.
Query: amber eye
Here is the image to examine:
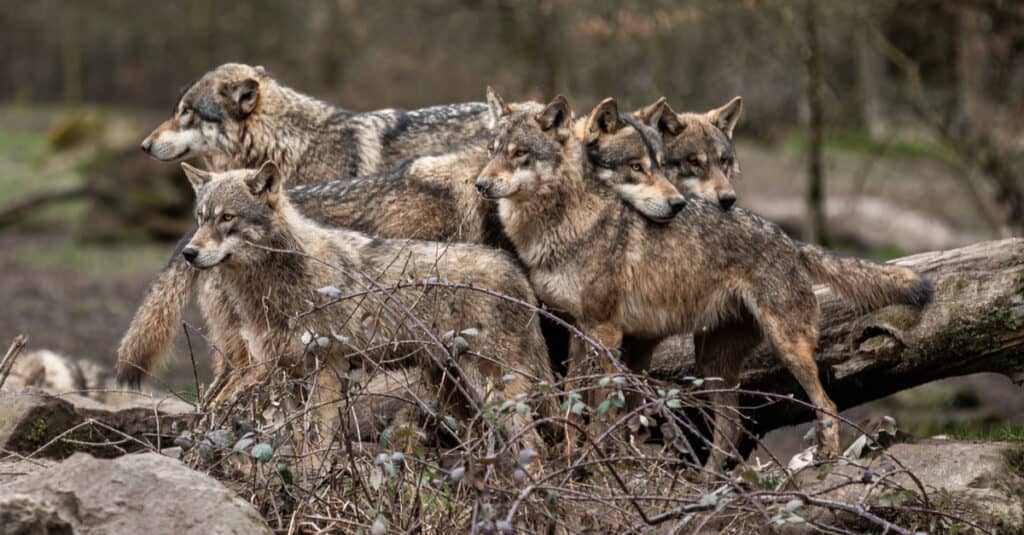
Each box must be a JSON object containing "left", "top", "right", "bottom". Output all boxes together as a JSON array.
[
  {"left": 220, "top": 214, "right": 234, "bottom": 223},
  {"left": 514, "top": 149, "right": 529, "bottom": 158},
  {"left": 630, "top": 163, "right": 643, "bottom": 172},
  {"left": 687, "top": 157, "right": 701, "bottom": 167}
]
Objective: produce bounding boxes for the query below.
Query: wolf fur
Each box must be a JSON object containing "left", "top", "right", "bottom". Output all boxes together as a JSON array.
[
  {"left": 118, "top": 85, "right": 685, "bottom": 388},
  {"left": 141, "top": 63, "right": 492, "bottom": 181},
  {"left": 477, "top": 94, "right": 933, "bottom": 470},
  {"left": 177, "top": 161, "right": 557, "bottom": 450},
  {"left": 634, "top": 96, "right": 744, "bottom": 210},
  {"left": 121, "top": 62, "right": 499, "bottom": 386}
]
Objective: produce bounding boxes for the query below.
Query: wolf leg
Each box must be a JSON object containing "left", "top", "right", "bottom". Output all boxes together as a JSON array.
[{"left": 694, "top": 312, "right": 761, "bottom": 475}]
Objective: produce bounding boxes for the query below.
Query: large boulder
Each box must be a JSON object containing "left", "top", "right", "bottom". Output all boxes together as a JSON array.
[
  {"left": 0, "top": 387, "right": 191, "bottom": 458},
  {"left": 0, "top": 452, "right": 269, "bottom": 534},
  {"left": 794, "top": 439, "right": 1024, "bottom": 532}
]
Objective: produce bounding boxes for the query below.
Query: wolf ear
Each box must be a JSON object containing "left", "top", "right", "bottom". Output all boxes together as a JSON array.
[
  {"left": 246, "top": 161, "right": 283, "bottom": 201},
  {"left": 220, "top": 78, "right": 260, "bottom": 119},
  {"left": 634, "top": 97, "right": 684, "bottom": 137},
  {"left": 181, "top": 162, "right": 212, "bottom": 194},
  {"left": 632, "top": 97, "right": 667, "bottom": 124},
  {"left": 582, "top": 97, "right": 622, "bottom": 143},
  {"left": 535, "top": 95, "right": 572, "bottom": 132},
  {"left": 706, "top": 96, "right": 743, "bottom": 139},
  {"left": 486, "top": 86, "right": 512, "bottom": 129}
]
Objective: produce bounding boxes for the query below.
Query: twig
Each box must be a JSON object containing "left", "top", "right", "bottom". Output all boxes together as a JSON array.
[{"left": 0, "top": 334, "right": 29, "bottom": 389}]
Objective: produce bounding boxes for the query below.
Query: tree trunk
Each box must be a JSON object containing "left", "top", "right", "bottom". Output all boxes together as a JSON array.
[
  {"left": 651, "top": 238, "right": 1024, "bottom": 436},
  {"left": 803, "top": 0, "right": 829, "bottom": 247}
]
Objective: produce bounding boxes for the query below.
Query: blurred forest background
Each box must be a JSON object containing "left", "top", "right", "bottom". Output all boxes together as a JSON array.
[{"left": 0, "top": 0, "right": 1022, "bottom": 453}]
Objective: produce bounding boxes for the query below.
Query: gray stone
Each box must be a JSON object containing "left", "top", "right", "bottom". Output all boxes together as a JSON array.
[
  {"left": 0, "top": 387, "right": 191, "bottom": 458},
  {"left": 0, "top": 452, "right": 269, "bottom": 534},
  {"left": 794, "top": 439, "right": 1024, "bottom": 532}
]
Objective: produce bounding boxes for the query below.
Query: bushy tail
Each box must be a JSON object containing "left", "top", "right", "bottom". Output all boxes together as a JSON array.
[
  {"left": 797, "top": 242, "right": 933, "bottom": 312},
  {"left": 116, "top": 254, "right": 198, "bottom": 389}
]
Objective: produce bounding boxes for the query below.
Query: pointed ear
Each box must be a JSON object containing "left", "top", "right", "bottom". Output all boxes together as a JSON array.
[
  {"left": 245, "top": 161, "right": 283, "bottom": 201},
  {"left": 635, "top": 97, "right": 684, "bottom": 137},
  {"left": 220, "top": 78, "right": 260, "bottom": 118},
  {"left": 486, "top": 86, "right": 512, "bottom": 129},
  {"left": 706, "top": 96, "right": 743, "bottom": 139},
  {"left": 535, "top": 95, "right": 572, "bottom": 131},
  {"left": 582, "top": 97, "right": 622, "bottom": 143},
  {"left": 181, "top": 162, "right": 212, "bottom": 194},
  {"left": 632, "top": 96, "right": 668, "bottom": 125}
]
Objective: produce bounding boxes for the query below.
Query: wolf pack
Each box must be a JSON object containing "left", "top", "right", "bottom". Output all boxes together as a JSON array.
[{"left": 113, "top": 63, "right": 933, "bottom": 473}]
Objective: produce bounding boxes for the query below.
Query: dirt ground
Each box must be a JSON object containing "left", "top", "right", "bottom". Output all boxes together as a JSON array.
[{"left": 0, "top": 105, "right": 1019, "bottom": 458}]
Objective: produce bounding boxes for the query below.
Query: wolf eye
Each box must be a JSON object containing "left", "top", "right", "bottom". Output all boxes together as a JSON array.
[
  {"left": 220, "top": 214, "right": 234, "bottom": 223},
  {"left": 513, "top": 149, "right": 529, "bottom": 158},
  {"left": 687, "top": 157, "right": 702, "bottom": 167},
  {"left": 721, "top": 156, "right": 732, "bottom": 166},
  {"left": 630, "top": 163, "right": 643, "bottom": 172}
]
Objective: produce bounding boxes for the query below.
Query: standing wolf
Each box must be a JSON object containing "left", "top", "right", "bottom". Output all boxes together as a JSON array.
[
  {"left": 177, "top": 161, "right": 557, "bottom": 450},
  {"left": 119, "top": 63, "right": 499, "bottom": 386},
  {"left": 476, "top": 93, "right": 933, "bottom": 470},
  {"left": 118, "top": 70, "right": 688, "bottom": 388}
]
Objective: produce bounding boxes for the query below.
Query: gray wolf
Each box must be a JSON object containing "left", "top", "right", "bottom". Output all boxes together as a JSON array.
[
  {"left": 140, "top": 63, "right": 492, "bottom": 182},
  {"left": 176, "top": 161, "right": 558, "bottom": 451},
  {"left": 118, "top": 84, "right": 686, "bottom": 389},
  {"left": 634, "top": 96, "right": 744, "bottom": 210},
  {"left": 476, "top": 93, "right": 932, "bottom": 470},
  {"left": 121, "top": 62, "right": 501, "bottom": 387}
]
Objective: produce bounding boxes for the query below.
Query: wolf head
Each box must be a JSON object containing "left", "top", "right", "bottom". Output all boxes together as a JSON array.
[
  {"left": 634, "top": 96, "right": 743, "bottom": 210},
  {"left": 477, "top": 89, "right": 684, "bottom": 222},
  {"left": 180, "top": 161, "right": 285, "bottom": 269},
  {"left": 140, "top": 63, "right": 269, "bottom": 163}
]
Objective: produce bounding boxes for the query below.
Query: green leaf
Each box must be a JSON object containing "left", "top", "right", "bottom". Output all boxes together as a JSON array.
[
  {"left": 276, "top": 462, "right": 293, "bottom": 484},
  {"left": 596, "top": 399, "right": 611, "bottom": 415},
  {"left": 598, "top": 377, "right": 611, "bottom": 387},
  {"left": 369, "top": 466, "right": 384, "bottom": 490},
  {"left": 666, "top": 399, "right": 683, "bottom": 409},
  {"left": 571, "top": 401, "right": 587, "bottom": 415},
  {"left": 207, "top": 429, "right": 234, "bottom": 448},
  {"left": 444, "top": 415, "right": 460, "bottom": 432},
  {"left": 251, "top": 443, "right": 274, "bottom": 463}
]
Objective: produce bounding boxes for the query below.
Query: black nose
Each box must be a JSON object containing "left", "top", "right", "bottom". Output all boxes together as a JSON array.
[
  {"left": 140, "top": 138, "right": 152, "bottom": 153},
  {"left": 181, "top": 247, "right": 199, "bottom": 263},
  {"left": 474, "top": 179, "right": 490, "bottom": 193},
  {"left": 719, "top": 192, "right": 737, "bottom": 210},
  {"left": 669, "top": 196, "right": 686, "bottom": 214}
]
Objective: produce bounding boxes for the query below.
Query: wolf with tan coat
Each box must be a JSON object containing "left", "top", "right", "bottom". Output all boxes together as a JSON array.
[
  {"left": 118, "top": 84, "right": 687, "bottom": 391},
  {"left": 476, "top": 93, "right": 933, "bottom": 470},
  {"left": 176, "top": 160, "right": 558, "bottom": 450}
]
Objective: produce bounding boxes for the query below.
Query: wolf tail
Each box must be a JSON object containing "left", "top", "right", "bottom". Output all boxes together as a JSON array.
[
  {"left": 116, "top": 232, "right": 198, "bottom": 388},
  {"left": 797, "top": 242, "right": 933, "bottom": 312}
]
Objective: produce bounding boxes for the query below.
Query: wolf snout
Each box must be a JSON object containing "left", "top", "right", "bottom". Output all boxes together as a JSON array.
[
  {"left": 669, "top": 195, "right": 686, "bottom": 215},
  {"left": 140, "top": 138, "right": 153, "bottom": 154},
  {"left": 718, "top": 192, "right": 737, "bottom": 210},
  {"left": 474, "top": 178, "right": 491, "bottom": 195},
  {"left": 181, "top": 247, "right": 199, "bottom": 264}
]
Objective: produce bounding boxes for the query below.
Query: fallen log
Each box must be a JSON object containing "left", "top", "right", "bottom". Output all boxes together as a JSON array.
[{"left": 650, "top": 238, "right": 1024, "bottom": 437}]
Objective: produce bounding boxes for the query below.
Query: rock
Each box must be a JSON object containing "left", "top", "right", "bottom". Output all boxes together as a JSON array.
[
  {"left": 0, "top": 387, "right": 191, "bottom": 458},
  {"left": 0, "top": 493, "right": 74, "bottom": 535},
  {"left": 0, "top": 452, "right": 269, "bottom": 534},
  {"left": 794, "top": 439, "right": 1024, "bottom": 531}
]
